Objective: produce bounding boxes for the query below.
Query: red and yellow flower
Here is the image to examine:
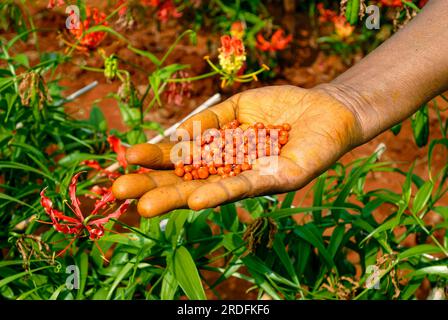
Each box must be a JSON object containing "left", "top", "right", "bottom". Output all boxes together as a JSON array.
[
  {"left": 217, "top": 35, "right": 246, "bottom": 75},
  {"left": 317, "top": 3, "right": 354, "bottom": 40},
  {"left": 230, "top": 21, "right": 245, "bottom": 39},
  {"left": 69, "top": 7, "right": 108, "bottom": 49},
  {"left": 256, "top": 29, "right": 293, "bottom": 52},
  {"left": 333, "top": 16, "right": 355, "bottom": 39}
]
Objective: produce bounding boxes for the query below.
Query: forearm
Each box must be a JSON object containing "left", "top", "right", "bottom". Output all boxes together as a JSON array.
[{"left": 316, "top": 0, "right": 448, "bottom": 144}]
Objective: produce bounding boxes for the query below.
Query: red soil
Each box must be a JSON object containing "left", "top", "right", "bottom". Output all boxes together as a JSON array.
[{"left": 2, "top": 0, "right": 446, "bottom": 300}]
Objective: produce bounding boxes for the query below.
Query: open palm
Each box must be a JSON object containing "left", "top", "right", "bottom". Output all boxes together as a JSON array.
[{"left": 112, "top": 85, "right": 361, "bottom": 217}]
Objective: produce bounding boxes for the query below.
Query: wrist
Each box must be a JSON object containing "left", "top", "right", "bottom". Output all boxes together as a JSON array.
[{"left": 312, "top": 82, "right": 382, "bottom": 145}]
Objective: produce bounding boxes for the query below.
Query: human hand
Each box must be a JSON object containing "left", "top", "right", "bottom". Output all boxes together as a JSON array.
[{"left": 112, "top": 85, "right": 362, "bottom": 217}]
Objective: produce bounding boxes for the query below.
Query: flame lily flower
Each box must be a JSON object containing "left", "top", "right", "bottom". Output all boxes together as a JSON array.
[
  {"left": 317, "top": 3, "right": 355, "bottom": 40},
  {"left": 69, "top": 7, "right": 108, "bottom": 50},
  {"left": 317, "top": 3, "right": 338, "bottom": 23},
  {"left": 204, "top": 35, "right": 269, "bottom": 88},
  {"left": 256, "top": 29, "right": 293, "bottom": 52},
  {"left": 218, "top": 35, "right": 246, "bottom": 75},
  {"left": 379, "top": 0, "right": 403, "bottom": 7},
  {"left": 47, "top": 0, "right": 65, "bottom": 8},
  {"left": 156, "top": 0, "right": 182, "bottom": 23},
  {"left": 230, "top": 21, "right": 245, "bottom": 39},
  {"left": 333, "top": 16, "right": 355, "bottom": 39},
  {"left": 40, "top": 172, "right": 131, "bottom": 256}
]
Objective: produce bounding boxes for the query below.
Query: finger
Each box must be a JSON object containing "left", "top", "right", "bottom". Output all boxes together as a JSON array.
[
  {"left": 126, "top": 141, "right": 192, "bottom": 169},
  {"left": 187, "top": 157, "right": 307, "bottom": 211},
  {"left": 112, "top": 171, "right": 183, "bottom": 200},
  {"left": 177, "top": 95, "right": 238, "bottom": 138},
  {"left": 137, "top": 175, "right": 221, "bottom": 217}
]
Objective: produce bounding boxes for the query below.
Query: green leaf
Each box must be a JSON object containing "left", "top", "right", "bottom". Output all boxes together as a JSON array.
[
  {"left": 89, "top": 105, "right": 107, "bottom": 132},
  {"left": 0, "top": 266, "right": 53, "bottom": 289},
  {"left": 13, "top": 53, "right": 29, "bottom": 68},
  {"left": 165, "top": 210, "right": 190, "bottom": 246},
  {"left": 327, "top": 225, "right": 345, "bottom": 258},
  {"left": 411, "top": 104, "right": 429, "bottom": 147},
  {"left": 221, "top": 203, "right": 238, "bottom": 231},
  {"left": 352, "top": 218, "right": 393, "bottom": 253},
  {"left": 0, "top": 161, "right": 56, "bottom": 182},
  {"left": 127, "top": 45, "right": 161, "bottom": 66},
  {"left": 333, "top": 153, "right": 378, "bottom": 220},
  {"left": 400, "top": 278, "right": 422, "bottom": 300},
  {"left": 92, "top": 287, "right": 110, "bottom": 300},
  {"left": 312, "top": 173, "right": 326, "bottom": 223},
  {"left": 141, "top": 121, "right": 164, "bottom": 134},
  {"left": 85, "top": 25, "right": 129, "bottom": 44},
  {"left": 407, "top": 266, "right": 448, "bottom": 279},
  {"left": 100, "top": 233, "right": 154, "bottom": 248},
  {"left": 390, "top": 123, "right": 402, "bottom": 135},
  {"left": 402, "top": 1, "right": 421, "bottom": 12},
  {"left": 106, "top": 262, "right": 133, "bottom": 300},
  {"left": 273, "top": 235, "right": 299, "bottom": 284},
  {"left": 281, "top": 192, "right": 296, "bottom": 209},
  {"left": 428, "top": 139, "right": 448, "bottom": 177},
  {"left": 242, "top": 198, "right": 264, "bottom": 218},
  {"left": 294, "top": 225, "right": 335, "bottom": 269},
  {"left": 398, "top": 244, "right": 445, "bottom": 260},
  {"left": 49, "top": 285, "right": 66, "bottom": 300},
  {"left": 76, "top": 252, "right": 88, "bottom": 299},
  {"left": 17, "top": 285, "right": 49, "bottom": 300},
  {"left": 411, "top": 181, "right": 433, "bottom": 214},
  {"left": 266, "top": 205, "right": 353, "bottom": 219},
  {"left": 161, "top": 271, "right": 178, "bottom": 300},
  {"left": 172, "top": 246, "right": 206, "bottom": 300},
  {"left": 433, "top": 206, "right": 448, "bottom": 220},
  {"left": 346, "top": 0, "right": 360, "bottom": 25},
  {"left": 0, "top": 192, "right": 39, "bottom": 212}
]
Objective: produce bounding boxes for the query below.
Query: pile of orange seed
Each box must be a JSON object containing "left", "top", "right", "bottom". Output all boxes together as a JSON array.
[{"left": 174, "top": 120, "right": 290, "bottom": 180}]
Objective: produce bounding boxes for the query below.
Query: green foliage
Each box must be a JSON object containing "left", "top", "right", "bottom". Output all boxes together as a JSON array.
[{"left": 0, "top": 0, "right": 446, "bottom": 301}]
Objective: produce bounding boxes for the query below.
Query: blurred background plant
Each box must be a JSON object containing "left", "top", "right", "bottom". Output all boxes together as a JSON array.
[{"left": 0, "top": 0, "right": 446, "bottom": 300}]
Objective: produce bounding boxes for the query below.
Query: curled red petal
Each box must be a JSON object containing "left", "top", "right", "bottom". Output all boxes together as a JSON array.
[
  {"left": 88, "top": 199, "right": 131, "bottom": 228},
  {"left": 91, "top": 190, "right": 116, "bottom": 216},
  {"left": 256, "top": 33, "right": 271, "bottom": 51},
  {"left": 107, "top": 135, "right": 128, "bottom": 169},
  {"left": 40, "top": 188, "right": 82, "bottom": 234},
  {"left": 82, "top": 160, "right": 103, "bottom": 171},
  {"left": 69, "top": 172, "right": 84, "bottom": 221}
]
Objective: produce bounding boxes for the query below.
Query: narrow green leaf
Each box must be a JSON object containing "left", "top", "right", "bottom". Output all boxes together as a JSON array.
[
  {"left": 398, "top": 244, "right": 445, "bottom": 260},
  {"left": 281, "top": 191, "right": 296, "bottom": 209},
  {"left": 161, "top": 271, "right": 178, "bottom": 300},
  {"left": 0, "top": 266, "right": 53, "bottom": 288},
  {"left": 411, "top": 181, "right": 433, "bottom": 214},
  {"left": 294, "top": 226, "right": 335, "bottom": 269},
  {"left": 127, "top": 45, "right": 161, "bottom": 66},
  {"left": 106, "top": 262, "right": 133, "bottom": 300},
  {"left": 172, "top": 246, "right": 206, "bottom": 300},
  {"left": 221, "top": 203, "right": 238, "bottom": 231},
  {"left": 273, "top": 235, "right": 299, "bottom": 284},
  {"left": 407, "top": 266, "right": 448, "bottom": 278}
]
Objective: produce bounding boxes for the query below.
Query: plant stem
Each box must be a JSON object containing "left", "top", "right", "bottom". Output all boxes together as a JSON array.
[{"left": 167, "top": 71, "right": 218, "bottom": 82}]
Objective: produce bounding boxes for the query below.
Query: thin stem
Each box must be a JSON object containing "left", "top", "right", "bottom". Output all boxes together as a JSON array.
[
  {"left": 160, "top": 30, "right": 194, "bottom": 66},
  {"left": 166, "top": 71, "right": 218, "bottom": 82},
  {"left": 79, "top": 65, "right": 104, "bottom": 73}
]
